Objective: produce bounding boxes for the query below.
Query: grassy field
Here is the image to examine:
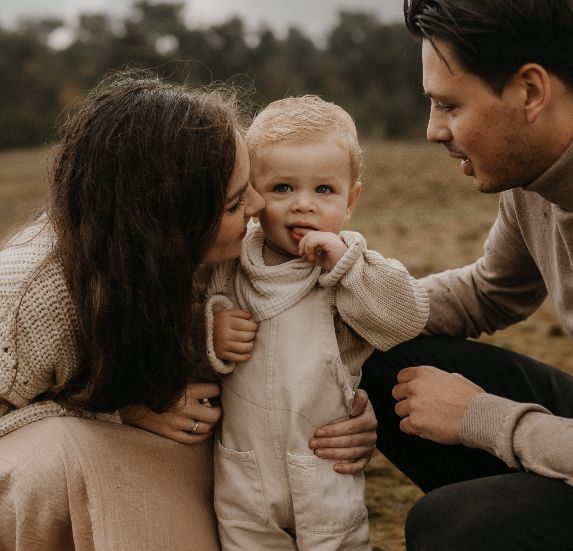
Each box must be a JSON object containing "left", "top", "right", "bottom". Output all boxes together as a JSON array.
[{"left": 1, "top": 142, "right": 571, "bottom": 550}]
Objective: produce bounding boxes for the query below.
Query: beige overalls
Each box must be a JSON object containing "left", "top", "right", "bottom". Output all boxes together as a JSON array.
[{"left": 214, "top": 275, "right": 371, "bottom": 550}]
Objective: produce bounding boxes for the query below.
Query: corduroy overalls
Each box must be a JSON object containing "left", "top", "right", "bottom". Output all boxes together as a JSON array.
[{"left": 214, "top": 283, "right": 371, "bottom": 550}]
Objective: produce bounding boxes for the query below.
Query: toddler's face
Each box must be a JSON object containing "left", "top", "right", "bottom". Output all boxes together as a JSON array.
[{"left": 250, "top": 131, "right": 360, "bottom": 257}]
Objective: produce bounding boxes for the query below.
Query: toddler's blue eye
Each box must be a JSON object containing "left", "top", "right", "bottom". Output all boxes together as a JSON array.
[
  {"left": 315, "top": 185, "right": 332, "bottom": 194},
  {"left": 274, "top": 183, "right": 292, "bottom": 193}
]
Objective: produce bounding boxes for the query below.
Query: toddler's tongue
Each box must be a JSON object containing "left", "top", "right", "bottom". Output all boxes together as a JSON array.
[{"left": 290, "top": 226, "right": 313, "bottom": 240}]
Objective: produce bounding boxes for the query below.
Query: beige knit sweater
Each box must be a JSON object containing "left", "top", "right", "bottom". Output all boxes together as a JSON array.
[
  {"left": 421, "top": 139, "right": 573, "bottom": 486},
  {"left": 0, "top": 217, "right": 119, "bottom": 437},
  {"left": 204, "top": 225, "right": 430, "bottom": 378}
]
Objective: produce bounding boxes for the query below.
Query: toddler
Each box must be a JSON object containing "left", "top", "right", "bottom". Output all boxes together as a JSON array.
[{"left": 204, "top": 96, "right": 429, "bottom": 550}]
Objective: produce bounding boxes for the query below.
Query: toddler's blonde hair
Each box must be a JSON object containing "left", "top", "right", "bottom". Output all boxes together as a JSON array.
[{"left": 246, "top": 95, "right": 362, "bottom": 182}]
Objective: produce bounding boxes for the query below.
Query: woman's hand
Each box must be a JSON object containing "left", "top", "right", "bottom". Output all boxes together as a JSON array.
[
  {"left": 120, "top": 382, "right": 222, "bottom": 444},
  {"left": 308, "top": 389, "right": 377, "bottom": 474}
]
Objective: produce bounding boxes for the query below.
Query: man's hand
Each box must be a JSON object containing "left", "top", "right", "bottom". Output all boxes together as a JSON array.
[
  {"left": 298, "top": 231, "right": 347, "bottom": 271},
  {"left": 213, "top": 309, "right": 257, "bottom": 362},
  {"left": 308, "top": 389, "right": 377, "bottom": 474},
  {"left": 392, "top": 366, "right": 483, "bottom": 444},
  {"left": 120, "top": 382, "right": 222, "bottom": 444}
]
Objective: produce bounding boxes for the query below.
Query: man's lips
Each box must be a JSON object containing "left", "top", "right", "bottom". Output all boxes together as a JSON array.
[
  {"left": 447, "top": 149, "right": 467, "bottom": 161},
  {"left": 460, "top": 158, "right": 474, "bottom": 176},
  {"left": 447, "top": 149, "right": 473, "bottom": 176}
]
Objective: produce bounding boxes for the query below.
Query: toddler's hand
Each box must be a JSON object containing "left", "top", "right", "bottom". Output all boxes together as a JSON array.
[
  {"left": 298, "top": 231, "right": 348, "bottom": 271},
  {"left": 213, "top": 309, "right": 257, "bottom": 362}
]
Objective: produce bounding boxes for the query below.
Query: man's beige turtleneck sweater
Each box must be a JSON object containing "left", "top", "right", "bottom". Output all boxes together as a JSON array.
[{"left": 421, "top": 139, "right": 573, "bottom": 486}]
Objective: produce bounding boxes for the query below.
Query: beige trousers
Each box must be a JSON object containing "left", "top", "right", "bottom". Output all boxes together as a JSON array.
[
  {"left": 0, "top": 417, "right": 220, "bottom": 550},
  {"left": 215, "top": 286, "right": 371, "bottom": 550}
]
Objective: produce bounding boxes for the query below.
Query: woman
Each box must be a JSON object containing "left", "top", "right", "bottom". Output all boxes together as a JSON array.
[{"left": 0, "top": 72, "right": 377, "bottom": 550}]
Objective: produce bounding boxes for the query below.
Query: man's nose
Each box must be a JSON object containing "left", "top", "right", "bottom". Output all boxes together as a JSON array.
[{"left": 426, "top": 107, "right": 452, "bottom": 143}]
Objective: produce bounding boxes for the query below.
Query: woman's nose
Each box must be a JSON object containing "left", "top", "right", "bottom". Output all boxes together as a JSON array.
[{"left": 245, "top": 184, "right": 265, "bottom": 217}]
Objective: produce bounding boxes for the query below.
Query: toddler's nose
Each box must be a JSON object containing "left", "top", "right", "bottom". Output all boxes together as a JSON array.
[{"left": 292, "top": 192, "right": 316, "bottom": 212}]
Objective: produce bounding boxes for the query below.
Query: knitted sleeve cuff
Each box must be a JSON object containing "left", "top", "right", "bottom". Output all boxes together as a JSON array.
[
  {"left": 321, "top": 231, "right": 428, "bottom": 351},
  {"left": 318, "top": 231, "right": 366, "bottom": 288},
  {"left": 459, "top": 392, "right": 550, "bottom": 469},
  {"left": 0, "top": 401, "right": 122, "bottom": 438},
  {"left": 204, "top": 294, "right": 236, "bottom": 374}
]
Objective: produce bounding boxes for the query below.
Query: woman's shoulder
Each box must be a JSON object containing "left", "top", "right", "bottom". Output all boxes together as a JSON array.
[
  {"left": 1, "top": 216, "right": 61, "bottom": 316},
  {"left": 0, "top": 214, "right": 75, "bottom": 325},
  {"left": 1, "top": 216, "right": 80, "bottom": 410},
  {"left": 0, "top": 215, "right": 56, "bottom": 280}
]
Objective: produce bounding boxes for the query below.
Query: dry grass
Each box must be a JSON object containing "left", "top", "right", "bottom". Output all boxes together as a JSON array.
[
  {"left": 0, "top": 147, "right": 51, "bottom": 242},
  {"left": 1, "top": 142, "right": 571, "bottom": 550}
]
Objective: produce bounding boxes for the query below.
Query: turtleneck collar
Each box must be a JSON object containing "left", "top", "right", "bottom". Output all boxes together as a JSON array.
[
  {"left": 522, "top": 138, "right": 573, "bottom": 211},
  {"left": 233, "top": 226, "right": 321, "bottom": 322}
]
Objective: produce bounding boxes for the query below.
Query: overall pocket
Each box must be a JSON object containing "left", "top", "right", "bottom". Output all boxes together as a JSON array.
[
  {"left": 214, "top": 439, "right": 268, "bottom": 524},
  {"left": 286, "top": 453, "right": 367, "bottom": 534}
]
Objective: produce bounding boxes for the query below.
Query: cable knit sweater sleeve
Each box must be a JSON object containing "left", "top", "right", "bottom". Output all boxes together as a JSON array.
[
  {"left": 319, "top": 231, "right": 429, "bottom": 351},
  {"left": 0, "top": 220, "right": 120, "bottom": 437},
  {"left": 460, "top": 393, "right": 573, "bottom": 486}
]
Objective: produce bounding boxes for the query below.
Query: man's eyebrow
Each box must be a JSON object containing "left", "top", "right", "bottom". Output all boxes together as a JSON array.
[
  {"left": 225, "top": 182, "right": 249, "bottom": 204},
  {"left": 424, "top": 91, "right": 433, "bottom": 99}
]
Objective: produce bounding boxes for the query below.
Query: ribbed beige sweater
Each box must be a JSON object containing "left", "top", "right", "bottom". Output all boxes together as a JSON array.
[
  {"left": 421, "top": 139, "right": 573, "bottom": 486},
  {"left": 0, "top": 217, "right": 119, "bottom": 436}
]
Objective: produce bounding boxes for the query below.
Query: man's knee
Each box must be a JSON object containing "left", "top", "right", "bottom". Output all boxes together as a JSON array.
[
  {"left": 405, "top": 485, "right": 473, "bottom": 551},
  {"left": 405, "top": 474, "right": 573, "bottom": 551},
  {"left": 405, "top": 481, "right": 518, "bottom": 551}
]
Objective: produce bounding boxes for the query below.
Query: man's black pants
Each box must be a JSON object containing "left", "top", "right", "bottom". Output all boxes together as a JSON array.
[{"left": 361, "top": 337, "right": 573, "bottom": 550}]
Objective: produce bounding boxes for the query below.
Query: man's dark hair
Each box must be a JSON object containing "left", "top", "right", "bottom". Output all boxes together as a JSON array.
[{"left": 404, "top": 0, "right": 573, "bottom": 93}]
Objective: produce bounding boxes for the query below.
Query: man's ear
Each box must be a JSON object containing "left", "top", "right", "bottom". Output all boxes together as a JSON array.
[
  {"left": 515, "top": 63, "right": 552, "bottom": 123},
  {"left": 346, "top": 181, "right": 362, "bottom": 219}
]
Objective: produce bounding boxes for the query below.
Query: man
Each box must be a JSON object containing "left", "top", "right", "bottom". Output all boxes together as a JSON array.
[{"left": 361, "top": 1, "right": 573, "bottom": 549}]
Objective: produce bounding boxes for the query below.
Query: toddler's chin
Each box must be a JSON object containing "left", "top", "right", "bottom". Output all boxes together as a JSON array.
[{"left": 265, "top": 238, "right": 298, "bottom": 258}]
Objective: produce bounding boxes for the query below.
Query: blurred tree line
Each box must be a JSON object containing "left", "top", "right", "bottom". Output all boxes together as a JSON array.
[{"left": 0, "top": 1, "right": 428, "bottom": 150}]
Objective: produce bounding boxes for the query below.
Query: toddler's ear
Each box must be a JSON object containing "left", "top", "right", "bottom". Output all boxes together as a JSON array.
[{"left": 346, "top": 181, "right": 362, "bottom": 219}]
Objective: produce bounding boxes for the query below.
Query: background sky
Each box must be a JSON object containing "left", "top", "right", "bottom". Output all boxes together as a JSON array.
[{"left": 0, "top": 1, "right": 403, "bottom": 38}]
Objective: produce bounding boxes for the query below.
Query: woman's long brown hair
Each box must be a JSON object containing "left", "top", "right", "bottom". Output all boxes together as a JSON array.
[{"left": 49, "top": 72, "right": 240, "bottom": 412}]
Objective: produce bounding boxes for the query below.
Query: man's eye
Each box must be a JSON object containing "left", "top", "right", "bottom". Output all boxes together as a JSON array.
[
  {"left": 274, "top": 184, "right": 292, "bottom": 193},
  {"left": 316, "top": 185, "right": 333, "bottom": 194},
  {"left": 435, "top": 103, "right": 454, "bottom": 113}
]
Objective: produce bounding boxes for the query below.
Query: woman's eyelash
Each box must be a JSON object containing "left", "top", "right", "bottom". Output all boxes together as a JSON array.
[{"left": 227, "top": 193, "right": 246, "bottom": 214}]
